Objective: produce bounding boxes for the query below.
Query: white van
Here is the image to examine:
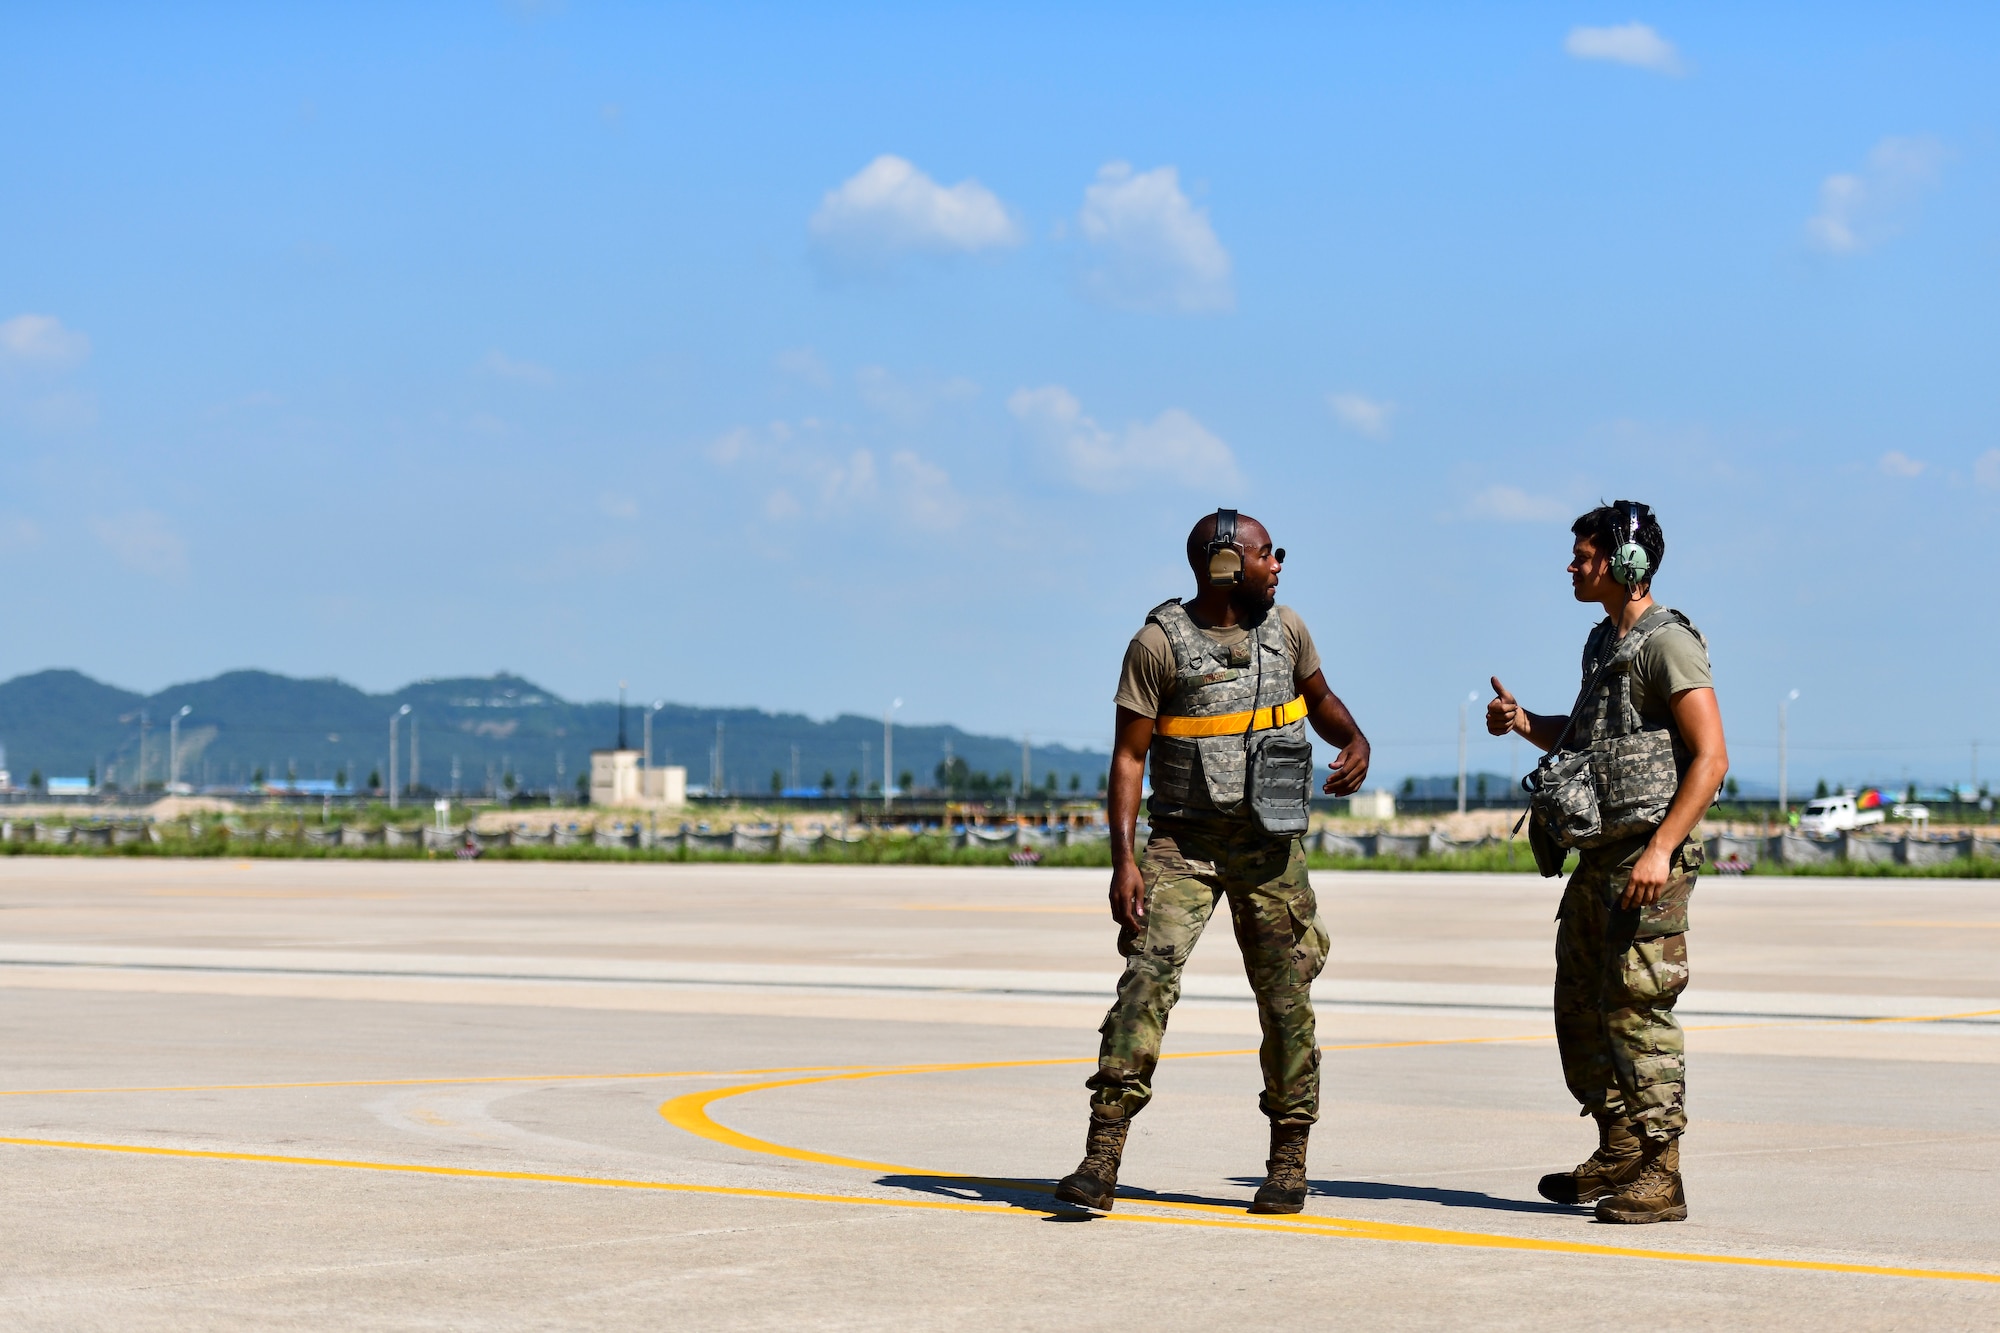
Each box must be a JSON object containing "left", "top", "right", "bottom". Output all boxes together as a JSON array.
[{"left": 1798, "top": 794, "right": 1884, "bottom": 836}]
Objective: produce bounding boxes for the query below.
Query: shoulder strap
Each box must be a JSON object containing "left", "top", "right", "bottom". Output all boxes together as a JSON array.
[
  {"left": 1651, "top": 606, "right": 1710, "bottom": 662},
  {"left": 1550, "top": 619, "right": 1628, "bottom": 759},
  {"left": 1255, "top": 605, "right": 1290, "bottom": 660},
  {"left": 1146, "top": 599, "right": 1216, "bottom": 673}
]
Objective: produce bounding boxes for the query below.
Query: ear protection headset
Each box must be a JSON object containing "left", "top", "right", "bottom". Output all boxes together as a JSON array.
[
  {"left": 1205, "top": 509, "right": 1285, "bottom": 587},
  {"left": 1206, "top": 509, "right": 1243, "bottom": 586},
  {"left": 1610, "top": 500, "right": 1654, "bottom": 588}
]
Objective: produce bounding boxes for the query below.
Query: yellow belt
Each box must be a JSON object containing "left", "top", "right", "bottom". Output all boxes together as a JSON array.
[{"left": 1154, "top": 695, "right": 1308, "bottom": 738}]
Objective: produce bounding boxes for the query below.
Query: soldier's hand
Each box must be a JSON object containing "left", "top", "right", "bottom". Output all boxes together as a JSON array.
[
  {"left": 1486, "top": 677, "right": 1521, "bottom": 737},
  {"left": 1621, "top": 845, "right": 1670, "bottom": 909},
  {"left": 1109, "top": 858, "right": 1147, "bottom": 930},
  {"left": 1322, "top": 736, "right": 1371, "bottom": 796}
]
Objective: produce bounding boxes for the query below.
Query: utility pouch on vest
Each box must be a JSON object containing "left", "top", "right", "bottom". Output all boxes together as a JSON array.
[
  {"left": 1524, "top": 748, "right": 1601, "bottom": 850},
  {"left": 1246, "top": 732, "right": 1313, "bottom": 836},
  {"left": 1526, "top": 805, "right": 1566, "bottom": 877}
]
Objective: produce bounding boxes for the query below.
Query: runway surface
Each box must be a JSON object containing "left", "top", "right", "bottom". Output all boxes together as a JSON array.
[{"left": 1, "top": 856, "right": 1996, "bottom": 1329}]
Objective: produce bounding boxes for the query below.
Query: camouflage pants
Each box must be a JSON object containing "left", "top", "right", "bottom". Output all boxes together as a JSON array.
[
  {"left": 1089, "top": 819, "right": 1330, "bottom": 1126},
  {"left": 1553, "top": 833, "right": 1700, "bottom": 1143}
]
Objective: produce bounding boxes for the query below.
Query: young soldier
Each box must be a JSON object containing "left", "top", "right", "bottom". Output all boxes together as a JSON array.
[
  {"left": 1055, "top": 510, "right": 1371, "bottom": 1216},
  {"left": 1486, "top": 501, "right": 1728, "bottom": 1224}
]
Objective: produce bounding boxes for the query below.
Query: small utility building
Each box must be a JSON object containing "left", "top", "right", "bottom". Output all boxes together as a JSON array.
[{"left": 589, "top": 749, "right": 687, "bottom": 808}]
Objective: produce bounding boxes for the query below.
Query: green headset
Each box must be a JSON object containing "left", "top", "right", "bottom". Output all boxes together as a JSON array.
[
  {"left": 1205, "top": 509, "right": 1284, "bottom": 587},
  {"left": 1610, "top": 500, "right": 1654, "bottom": 589}
]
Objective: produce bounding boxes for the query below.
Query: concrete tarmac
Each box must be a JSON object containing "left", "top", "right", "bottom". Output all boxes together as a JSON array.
[{"left": 0, "top": 856, "right": 1996, "bottom": 1330}]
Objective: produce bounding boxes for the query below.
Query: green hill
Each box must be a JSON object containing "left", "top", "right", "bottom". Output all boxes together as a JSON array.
[{"left": 0, "top": 669, "right": 1107, "bottom": 799}]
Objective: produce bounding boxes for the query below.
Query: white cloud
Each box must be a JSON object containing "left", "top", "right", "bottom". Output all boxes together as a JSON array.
[
  {"left": 889, "top": 450, "right": 966, "bottom": 532},
  {"left": 0, "top": 314, "right": 91, "bottom": 369},
  {"left": 776, "top": 347, "right": 833, "bottom": 388},
  {"left": 1465, "top": 485, "right": 1567, "bottom": 522},
  {"left": 705, "top": 418, "right": 966, "bottom": 531},
  {"left": 482, "top": 351, "right": 554, "bottom": 385},
  {"left": 598, "top": 492, "right": 639, "bottom": 519},
  {"left": 1077, "top": 163, "right": 1233, "bottom": 314},
  {"left": 817, "top": 448, "right": 878, "bottom": 506},
  {"left": 855, "top": 365, "right": 978, "bottom": 425},
  {"left": 1328, "top": 392, "right": 1394, "bottom": 439},
  {"left": 1878, "top": 450, "right": 1926, "bottom": 478},
  {"left": 89, "top": 510, "right": 189, "bottom": 580},
  {"left": 1974, "top": 450, "right": 2000, "bottom": 490},
  {"left": 1564, "top": 22, "right": 1684, "bottom": 75},
  {"left": 1008, "top": 385, "right": 1242, "bottom": 493},
  {"left": 707, "top": 427, "right": 753, "bottom": 465},
  {"left": 809, "top": 155, "right": 1022, "bottom": 263},
  {"left": 1807, "top": 137, "right": 1947, "bottom": 255}
]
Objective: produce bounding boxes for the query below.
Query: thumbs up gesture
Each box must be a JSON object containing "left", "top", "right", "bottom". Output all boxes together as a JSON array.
[{"left": 1486, "top": 676, "right": 1522, "bottom": 737}]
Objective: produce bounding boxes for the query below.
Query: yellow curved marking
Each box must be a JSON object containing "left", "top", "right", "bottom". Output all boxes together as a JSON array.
[
  {"left": 658, "top": 1039, "right": 1561, "bottom": 1180},
  {"left": 4, "top": 1133, "right": 1992, "bottom": 1285},
  {"left": 659, "top": 1036, "right": 2000, "bottom": 1283}
]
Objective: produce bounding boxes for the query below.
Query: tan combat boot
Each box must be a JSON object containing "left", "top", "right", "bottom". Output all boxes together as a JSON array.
[
  {"left": 1595, "top": 1136, "right": 1687, "bottom": 1223},
  {"left": 1248, "top": 1122, "right": 1311, "bottom": 1215},
  {"left": 1053, "top": 1108, "right": 1129, "bottom": 1212},
  {"left": 1537, "top": 1113, "right": 1644, "bottom": 1205}
]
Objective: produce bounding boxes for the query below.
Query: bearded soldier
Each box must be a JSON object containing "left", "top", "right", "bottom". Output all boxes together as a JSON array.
[
  {"left": 1487, "top": 501, "right": 1728, "bottom": 1224},
  {"left": 1055, "top": 510, "right": 1371, "bottom": 1216}
]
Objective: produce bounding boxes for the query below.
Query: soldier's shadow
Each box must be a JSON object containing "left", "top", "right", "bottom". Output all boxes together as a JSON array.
[
  {"left": 876, "top": 1172, "right": 1257, "bottom": 1222},
  {"left": 1226, "top": 1176, "right": 1573, "bottom": 1216}
]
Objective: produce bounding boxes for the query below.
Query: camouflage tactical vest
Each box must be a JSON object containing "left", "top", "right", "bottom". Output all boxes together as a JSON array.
[
  {"left": 1145, "top": 599, "right": 1307, "bottom": 820},
  {"left": 1562, "top": 605, "right": 1709, "bottom": 847}
]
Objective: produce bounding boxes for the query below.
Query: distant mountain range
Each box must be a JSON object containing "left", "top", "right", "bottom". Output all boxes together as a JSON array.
[{"left": 0, "top": 669, "right": 1107, "bottom": 798}]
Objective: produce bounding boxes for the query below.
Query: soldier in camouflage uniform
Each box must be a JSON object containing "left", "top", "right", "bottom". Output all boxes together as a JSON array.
[
  {"left": 1055, "top": 510, "right": 1371, "bottom": 1216},
  {"left": 1488, "top": 501, "right": 1729, "bottom": 1224}
]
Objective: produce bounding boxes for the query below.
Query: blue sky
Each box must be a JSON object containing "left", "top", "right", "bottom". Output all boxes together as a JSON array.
[{"left": 2, "top": 3, "right": 1996, "bottom": 792}]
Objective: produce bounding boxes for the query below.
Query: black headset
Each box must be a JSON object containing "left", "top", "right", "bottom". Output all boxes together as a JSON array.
[{"left": 1205, "top": 509, "right": 1283, "bottom": 587}]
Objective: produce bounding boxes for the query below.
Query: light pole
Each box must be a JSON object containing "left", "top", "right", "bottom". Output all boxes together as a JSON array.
[
  {"left": 389, "top": 704, "right": 410, "bottom": 809},
  {"left": 1778, "top": 689, "right": 1799, "bottom": 815},
  {"left": 1457, "top": 690, "right": 1476, "bottom": 815},
  {"left": 643, "top": 701, "right": 663, "bottom": 803},
  {"left": 169, "top": 705, "right": 192, "bottom": 794},
  {"left": 409, "top": 710, "right": 419, "bottom": 796},
  {"left": 883, "top": 698, "right": 903, "bottom": 811}
]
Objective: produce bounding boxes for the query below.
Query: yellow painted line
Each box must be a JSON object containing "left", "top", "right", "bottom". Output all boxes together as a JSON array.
[
  {"left": 0, "top": 1061, "right": 907, "bottom": 1099},
  {"left": 656, "top": 1040, "right": 1560, "bottom": 1200},
  {"left": 0, "top": 1005, "right": 1939, "bottom": 1103},
  {"left": 5, "top": 1134, "right": 1991, "bottom": 1285},
  {"left": 895, "top": 904, "right": 1102, "bottom": 914},
  {"left": 658, "top": 1026, "right": 2000, "bottom": 1283},
  {"left": 141, "top": 890, "right": 408, "bottom": 900},
  {"left": 1854, "top": 1006, "right": 2000, "bottom": 1026}
]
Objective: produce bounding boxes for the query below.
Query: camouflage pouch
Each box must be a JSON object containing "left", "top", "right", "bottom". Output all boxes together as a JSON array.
[
  {"left": 1246, "top": 732, "right": 1313, "bottom": 836},
  {"left": 1526, "top": 748, "right": 1601, "bottom": 849},
  {"left": 1526, "top": 808, "right": 1567, "bottom": 877}
]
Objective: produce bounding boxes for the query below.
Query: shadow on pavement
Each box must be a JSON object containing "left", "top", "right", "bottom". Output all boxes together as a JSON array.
[
  {"left": 875, "top": 1172, "right": 1259, "bottom": 1221},
  {"left": 1254, "top": 1177, "right": 1574, "bottom": 1216},
  {"left": 880, "top": 1170, "right": 1570, "bottom": 1221}
]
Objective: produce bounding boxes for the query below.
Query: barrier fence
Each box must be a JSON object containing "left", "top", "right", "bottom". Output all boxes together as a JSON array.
[
  {"left": 4, "top": 818, "right": 1998, "bottom": 866},
  {"left": 0, "top": 818, "right": 1117, "bottom": 855}
]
